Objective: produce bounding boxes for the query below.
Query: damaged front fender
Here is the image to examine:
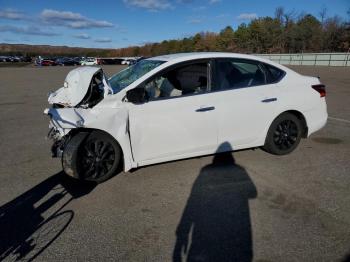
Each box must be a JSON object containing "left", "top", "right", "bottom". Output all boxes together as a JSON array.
[
  {"left": 44, "top": 66, "right": 135, "bottom": 172},
  {"left": 44, "top": 106, "right": 134, "bottom": 171}
]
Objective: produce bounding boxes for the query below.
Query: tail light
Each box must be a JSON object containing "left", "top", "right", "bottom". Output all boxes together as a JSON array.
[{"left": 312, "top": 84, "right": 326, "bottom": 97}]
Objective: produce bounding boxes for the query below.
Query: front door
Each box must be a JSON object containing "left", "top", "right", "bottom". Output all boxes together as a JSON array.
[{"left": 127, "top": 60, "right": 218, "bottom": 164}]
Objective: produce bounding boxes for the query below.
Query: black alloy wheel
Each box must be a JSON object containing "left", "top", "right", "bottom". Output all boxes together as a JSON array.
[
  {"left": 273, "top": 119, "right": 299, "bottom": 150},
  {"left": 62, "top": 131, "right": 121, "bottom": 183},
  {"left": 263, "top": 113, "right": 303, "bottom": 155},
  {"left": 79, "top": 136, "right": 116, "bottom": 180}
]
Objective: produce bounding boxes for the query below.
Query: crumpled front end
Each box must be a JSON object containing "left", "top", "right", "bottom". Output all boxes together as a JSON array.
[
  {"left": 45, "top": 107, "right": 87, "bottom": 158},
  {"left": 48, "top": 66, "right": 113, "bottom": 108},
  {"left": 44, "top": 66, "right": 113, "bottom": 158},
  {"left": 45, "top": 105, "right": 133, "bottom": 173},
  {"left": 44, "top": 66, "right": 134, "bottom": 174}
]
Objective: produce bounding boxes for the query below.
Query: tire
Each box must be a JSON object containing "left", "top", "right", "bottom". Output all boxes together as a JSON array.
[
  {"left": 62, "top": 131, "right": 121, "bottom": 183},
  {"left": 263, "top": 113, "right": 302, "bottom": 155}
]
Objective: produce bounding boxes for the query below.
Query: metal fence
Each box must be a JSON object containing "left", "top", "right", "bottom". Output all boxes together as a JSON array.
[{"left": 257, "top": 52, "right": 350, "bottom": 66}]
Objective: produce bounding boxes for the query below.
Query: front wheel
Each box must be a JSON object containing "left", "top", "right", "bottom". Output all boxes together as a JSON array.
[
  {"left": 62, "top": 131, "right": 121, "bottom": 183},
  {"left": 263, "top": 113, "right": 302, "bottom": 155}
]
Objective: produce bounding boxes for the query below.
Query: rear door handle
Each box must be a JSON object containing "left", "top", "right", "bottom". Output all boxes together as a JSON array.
[
  {"left": 196, "top": 106, "right": 215, "bottom": 112},
  {"left": 261, "top": 98, "right": 277, "bottom": 103}
]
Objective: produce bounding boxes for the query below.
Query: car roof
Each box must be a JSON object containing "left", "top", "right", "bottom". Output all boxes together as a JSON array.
[
  {"left": 147, "top": 52, "right": 260, "bottom": 62},
  {"left": 146, "top": 52, "right": 295, "bottom": 74}
]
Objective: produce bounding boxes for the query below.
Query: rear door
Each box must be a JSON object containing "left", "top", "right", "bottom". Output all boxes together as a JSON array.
[{"left": 211, "top": 58, "right": 281, "bottom": 147}]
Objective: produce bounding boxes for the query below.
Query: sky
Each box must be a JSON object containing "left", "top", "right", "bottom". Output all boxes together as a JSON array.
[{"left": 0, "top": 0, "right": 349, "bottom": 49}]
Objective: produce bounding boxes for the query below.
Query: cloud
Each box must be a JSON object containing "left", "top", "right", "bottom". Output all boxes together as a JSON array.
[
  {"left": 209, "top": 0, "right": 221, "bottom": 4},
  {"left": 237, "top": 13, "right": 258, "bottom": 20},
  {"left": 123, "top": 0, "right": 173, "bottom": 11},
  {"left": 187, "top": 18, "right": 202, "bottom": 24},
  {"left": 94, "top": 37, "right": 112, "bottom": 43},
  {"left": 0, "top": 8, "right": 25, "bottom": 20},
  {"left": 216, "top": 13, "right": 229, "bottom": 18},
  {"left": 73, "top": 33, "right": 91, "bottom": 39},
  {"left": 196, "top": 6, "right": 207, "bottom": 11},
  {"left": 0, "top": 25, "right": 59, "bottom": 36},
  {"left": 40, "top": 9, "right": 114, "bottom": 29}
]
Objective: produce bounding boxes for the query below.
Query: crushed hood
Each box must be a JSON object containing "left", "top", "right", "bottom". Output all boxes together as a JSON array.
[{"left": 48, "top": 66, "right": 113, "bottom": 107}]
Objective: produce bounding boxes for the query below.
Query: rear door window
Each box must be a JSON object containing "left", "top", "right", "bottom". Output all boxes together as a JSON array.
[{"left": 214, "top": 59, "right": 266, "bottom": 91}]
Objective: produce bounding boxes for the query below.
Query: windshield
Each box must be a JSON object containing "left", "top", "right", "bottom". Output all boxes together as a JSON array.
[{"left": 109, "top": 60, "right": 165, "bottom": 93}]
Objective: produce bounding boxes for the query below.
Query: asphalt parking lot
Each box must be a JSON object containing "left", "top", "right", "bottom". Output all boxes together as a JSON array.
[{"left": 0, "top": 64, "right": 349, "bottom": 262}]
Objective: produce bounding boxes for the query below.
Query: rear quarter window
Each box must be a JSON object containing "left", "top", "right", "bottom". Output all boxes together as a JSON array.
[{"left": 264, "top": 64, "right": 285, "bottom": 83}]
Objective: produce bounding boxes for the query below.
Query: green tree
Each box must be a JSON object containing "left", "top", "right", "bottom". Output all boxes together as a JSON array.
[
  {"left": 234, "top": 23, "right": 251, "bottom": 52},
  {"left": 294, "top": 14, "right": 322, "bottom": 52},
  {"left": 216, "top": 26, "right": 235, "bottom": 51}
]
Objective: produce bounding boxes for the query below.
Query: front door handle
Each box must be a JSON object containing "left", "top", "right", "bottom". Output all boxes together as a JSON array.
[
  {"left": 261, "top": 98, "right": 277, "bottom": 103},
  {"left": 196, "top": 106, "right": 215, "bottom": 112}
]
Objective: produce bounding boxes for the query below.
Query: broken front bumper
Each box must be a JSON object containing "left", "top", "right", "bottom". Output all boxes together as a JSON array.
[{"left": 47, "top": 127, "right": 66, "bottom": 158}]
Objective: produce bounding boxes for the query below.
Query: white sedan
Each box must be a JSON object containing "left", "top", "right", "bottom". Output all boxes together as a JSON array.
[
  {"left": 80, "top": 57, "right": 98, "bottom": 66},
  {"left": 45, "top": 52, "right": 327, "bottom": 183}
]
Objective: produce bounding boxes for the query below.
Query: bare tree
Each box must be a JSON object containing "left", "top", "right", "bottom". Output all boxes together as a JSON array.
[
  {"left": 283, "top": 9, "right": 297, "bottom": 26},
  {"left": 275, "top": 6, "right": 284, "bottom": 24},
  {"left": 319, "top": 7, "right": 327, "bottom": 25}
]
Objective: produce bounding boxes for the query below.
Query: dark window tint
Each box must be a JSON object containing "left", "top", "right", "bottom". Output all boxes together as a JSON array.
[
  {"left": 264, "top": 64, "right": 285, "bottom": 83},
  {"left": 216, "top": 59, "right": 266, "bottom": 90}
]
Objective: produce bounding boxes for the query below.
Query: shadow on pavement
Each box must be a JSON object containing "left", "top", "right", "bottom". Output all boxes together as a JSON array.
[
  {"left": 0, "top": 172, "right": 96, "bottom": 261},
  {"left": 343, "top": 253, "right": 350, "bottom": 262},
  {"left": 173, "top": 142, "right": 257, "bottom": 262}
]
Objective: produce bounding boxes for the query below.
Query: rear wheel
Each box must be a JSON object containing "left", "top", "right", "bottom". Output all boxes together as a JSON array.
[
  {"left": 62, "top": 131, "right": 121, "bottom": 183},
  {"left": 263, "top": 113, "right": 302, "bottom": 155}
]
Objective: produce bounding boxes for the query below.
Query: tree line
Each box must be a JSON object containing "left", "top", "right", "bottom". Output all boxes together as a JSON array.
[
  {"left": 0, "top": 43, "right": 112, "bottom": 57},
  {"left": 111, "top": 7, "right": 350, "bottom": 57}
]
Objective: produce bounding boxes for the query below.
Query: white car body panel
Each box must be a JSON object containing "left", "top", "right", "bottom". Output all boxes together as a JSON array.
[
  {"left": 45, "top": 52, "right": 328, "bottom": 172},
  {"left": 214, "top": 83, "right": 280, "bottom": 148},
  {"left": 128, "top": 92, "right": 217, "bottom": 163}
]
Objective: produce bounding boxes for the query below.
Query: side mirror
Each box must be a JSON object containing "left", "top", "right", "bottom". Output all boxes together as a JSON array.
[{"left": 126, "top": 88, "right": 147, "bottom": 104}]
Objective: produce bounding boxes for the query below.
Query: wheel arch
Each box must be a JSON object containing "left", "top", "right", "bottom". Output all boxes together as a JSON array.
[
  {"left": 280, "top": 110, "right": 308, "bottom": 138},
  {"left": 261, "top": 109, "right": 308, "bottom": 146},
  {"left": 66, "top": 127, "right": 132, "bottom": 172}
]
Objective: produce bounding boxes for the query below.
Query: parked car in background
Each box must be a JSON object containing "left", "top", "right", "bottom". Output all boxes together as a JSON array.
[
  {"left": 73, "top": 57, "right": 83, "bottom": 64},
  {"left": 11, "top": 56, "right": 21, "bottom": 62},
  {"left": 44, "top": 52, "right": 328, "bottom": 183},
  {"left": 121, "top": 59, "right": 128, "bottom": 65},
  {"left": 121, "top": 58, "right": 137, "bottom": 65},
  {"left": 40, "top": 59, "right": 57, "bottom": 66},
  {"left": 80, "top": 57, "right": 101, "bottom": 66},
  {"left": 55, "top": 57, "right": 80, "bottom": 66},
  {"left": 21, "top": 56, "right": 32, "bottom": 62},
  {"left": 0, "top": 55, "right": 32, "bottom": 62}
]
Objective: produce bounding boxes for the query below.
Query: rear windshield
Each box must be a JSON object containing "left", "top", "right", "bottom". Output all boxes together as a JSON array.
[{"left": 109, "top": 60, "right": 165, "bottom": 93}]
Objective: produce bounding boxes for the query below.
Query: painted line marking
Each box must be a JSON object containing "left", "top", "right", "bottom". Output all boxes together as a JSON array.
[{"left": 328, "top": 117, "right": 350, "bottom": 124}]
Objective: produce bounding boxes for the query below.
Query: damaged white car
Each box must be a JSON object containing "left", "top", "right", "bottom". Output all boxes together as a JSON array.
[{"left": 45, "top": 52, "right": 327, "bottom": 183}]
